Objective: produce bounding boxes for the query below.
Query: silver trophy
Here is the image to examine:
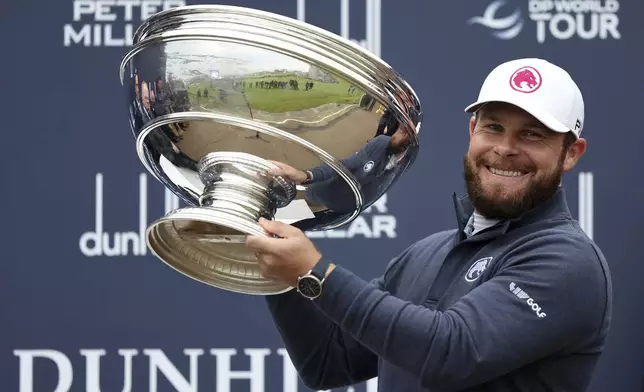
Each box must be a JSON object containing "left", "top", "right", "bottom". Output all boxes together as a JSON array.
[{"left": 119, "top": 5, "right": 422, "bottom": 295}]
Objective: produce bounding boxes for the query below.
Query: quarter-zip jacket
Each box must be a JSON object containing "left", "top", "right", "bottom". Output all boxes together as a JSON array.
[{"left": 266, "top": 187, "right": 612, "bottom": 392}]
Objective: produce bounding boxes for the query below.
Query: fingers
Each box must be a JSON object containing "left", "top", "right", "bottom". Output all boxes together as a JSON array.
[
  {"left": 268, "top": 160, "right": 286, "bottom": 168},
  {"left": 244, "top": 234, "right": 277, "bottom": 252},
  {"left": 257, "top": 253, "right": 279, "bottom": 280},
  {"left": 267, "top": 161, "right": 289, "bottom": 176},
  {"left": 266, "top": 166, "right": 285, "bottom": 176},
  {"left": 244, "top": 219, "right": 288, "bottom": 253},
  {"left": 255, "top": 252, "right": 280, "bottom": 279},
  {"left": 258, "top": 217, "right": 301, "bottom": 238}
]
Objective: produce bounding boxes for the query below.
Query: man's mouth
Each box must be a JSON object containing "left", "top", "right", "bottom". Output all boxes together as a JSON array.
[{"left": 485, "top": 166, "right": 528, "bottom": 177}]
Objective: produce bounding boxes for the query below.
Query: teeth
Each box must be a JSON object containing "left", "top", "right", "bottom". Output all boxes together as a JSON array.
[{"left": 489, "top": 167, "right": 525, "bottom": 177}]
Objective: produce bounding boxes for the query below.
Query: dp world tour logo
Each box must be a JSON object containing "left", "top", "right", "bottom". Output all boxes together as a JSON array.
[
  {"left": 468, "top": 0, "right": 622, "bottom": 43},
  {"left": 510, "top": 66, "right": 542, "bottom": 93}
]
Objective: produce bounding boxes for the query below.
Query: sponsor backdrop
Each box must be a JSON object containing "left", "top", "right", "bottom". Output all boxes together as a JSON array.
[{"left": 2, "top": 0, "right": 642, "bottom": 391}]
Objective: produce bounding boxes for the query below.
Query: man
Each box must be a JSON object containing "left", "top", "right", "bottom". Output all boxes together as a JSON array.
[
  {"left": 270, "top": 126, "right": 409, "bottom": 214},
  {"left": 246, "top": 58, "right": 613, "bottom": 391}
]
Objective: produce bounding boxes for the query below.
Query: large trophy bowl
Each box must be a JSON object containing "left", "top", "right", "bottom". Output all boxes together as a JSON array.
[{"left": 119, "top": 5, "right": 422, "bottom": 295}]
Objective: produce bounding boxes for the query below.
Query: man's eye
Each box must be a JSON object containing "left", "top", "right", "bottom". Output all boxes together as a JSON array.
[
  {"left": 486, "top": 124, "right": 503, "bottom": 131},
  {"left": 524, "top": 131, "right": 543, "bottom": 139}
]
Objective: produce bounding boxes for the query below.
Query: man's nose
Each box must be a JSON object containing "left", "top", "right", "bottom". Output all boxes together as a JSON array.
[{"left": 493, "top": 134, "right": 519, "bottom": 157}]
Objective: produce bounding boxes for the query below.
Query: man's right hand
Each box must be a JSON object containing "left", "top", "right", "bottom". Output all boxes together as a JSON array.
[{"left": 267, "top": 161, "right": 309, "bottom": 184}]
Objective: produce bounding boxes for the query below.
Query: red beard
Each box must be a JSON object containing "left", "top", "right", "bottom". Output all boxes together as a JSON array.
[{"left": 462, "top": 153, "right": 564, "bottom": 219}]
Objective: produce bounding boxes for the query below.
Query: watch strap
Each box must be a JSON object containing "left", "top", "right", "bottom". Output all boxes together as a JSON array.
[{"left": 310, "top": 258, "right": 331, "bottom": 281}]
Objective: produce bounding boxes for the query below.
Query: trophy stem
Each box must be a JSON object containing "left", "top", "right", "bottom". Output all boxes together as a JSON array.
[{"left": 197, "top": 151, "right": 297, "bottom": 217}]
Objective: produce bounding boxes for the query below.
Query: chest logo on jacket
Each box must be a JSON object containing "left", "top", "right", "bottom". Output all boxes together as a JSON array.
[
  {"left": 465, "top": 257, "right": 493, "bottom": 282},
  {"left": 363, "top": 161, "right": 375, "bottom": 172}
]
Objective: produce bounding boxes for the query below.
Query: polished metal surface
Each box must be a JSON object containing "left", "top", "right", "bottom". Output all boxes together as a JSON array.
[{"left": 119, "top": 4, "right": 422, "bottom": 294}]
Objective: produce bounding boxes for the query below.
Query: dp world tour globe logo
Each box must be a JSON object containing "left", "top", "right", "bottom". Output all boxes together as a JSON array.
[
  {"left": 510, "top": 66, "right": 542, "bottom": 93},
  {"left": 467, "top": 0, "right": 523, "bottom": 40}
]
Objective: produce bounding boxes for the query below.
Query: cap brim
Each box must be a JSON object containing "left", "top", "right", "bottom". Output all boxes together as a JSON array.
[{"left": 464, "top": 99, "right": 577, "bottom": 138}]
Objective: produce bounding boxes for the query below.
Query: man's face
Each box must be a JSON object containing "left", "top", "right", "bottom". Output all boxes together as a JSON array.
[
  {"left": 389, "top": 127, "right": 410, "bottom": 152},
  {"left": 463, "top": 102, "right": 585, "bottom": 219}
]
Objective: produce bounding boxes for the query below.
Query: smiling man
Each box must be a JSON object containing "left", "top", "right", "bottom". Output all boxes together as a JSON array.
[{"left": 246, "top": 58, "right": 613, "bottom": 392}]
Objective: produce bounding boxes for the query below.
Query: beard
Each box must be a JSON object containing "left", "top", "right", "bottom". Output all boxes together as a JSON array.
[{"left": 463, "top": 153, "right": 564, "bottom": 220}]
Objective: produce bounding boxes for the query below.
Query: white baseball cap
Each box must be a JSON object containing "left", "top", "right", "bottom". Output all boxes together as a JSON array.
[{"left": 464, "top": 58, "right": 585, "bottom": 138}]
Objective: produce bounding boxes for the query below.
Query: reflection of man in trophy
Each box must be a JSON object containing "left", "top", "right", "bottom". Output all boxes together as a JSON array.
[
  {"left": 269, "top": 127, "right": 409, "bottom": 212},
  {"left": 245, "top": 58, "right": 611, "bottom": 392}
]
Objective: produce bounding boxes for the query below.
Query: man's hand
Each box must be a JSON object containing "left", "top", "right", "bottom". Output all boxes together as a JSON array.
[
  {"left": 267, "top": 161, "right": 309, "bottom": 184},
  {"left": 245, "top": 218, "right": 322, "bottom": 286}
]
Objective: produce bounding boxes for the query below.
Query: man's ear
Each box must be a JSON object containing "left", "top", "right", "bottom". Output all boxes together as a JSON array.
[
  {"left": 469, "top": 115, "right": 476, "bottom": 138},
  {"left": 563, "top": 137, "right": 587, "bottom": 172}
]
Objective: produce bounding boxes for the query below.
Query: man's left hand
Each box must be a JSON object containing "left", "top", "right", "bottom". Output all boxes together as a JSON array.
[{"left": 245, "top": 218, "right": 322, "bottom": 286}]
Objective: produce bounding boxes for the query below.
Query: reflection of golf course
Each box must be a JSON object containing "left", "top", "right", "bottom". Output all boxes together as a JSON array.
[
  {"left": 186, "top": 72, "right": 364, "bottom": 128},
  {"left": 176, "top": 70, "right": 380, "bottom": 176},
  {"left": 243, "top": 75, "right": 358, "bottom": 112}
]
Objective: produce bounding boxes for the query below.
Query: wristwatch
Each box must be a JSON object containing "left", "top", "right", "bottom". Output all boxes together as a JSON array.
[{"left": 296, "top": 259, "right": 330, "bottom": 300}]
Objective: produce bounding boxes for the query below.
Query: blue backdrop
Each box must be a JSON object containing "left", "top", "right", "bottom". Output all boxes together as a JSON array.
[{"left": 2, "top": 0, "right": 642, "bottom": 391}]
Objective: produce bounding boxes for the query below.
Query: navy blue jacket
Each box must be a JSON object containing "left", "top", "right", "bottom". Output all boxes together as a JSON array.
[{"left": 266, "top": 187, "right": 612, "bottom": 391}]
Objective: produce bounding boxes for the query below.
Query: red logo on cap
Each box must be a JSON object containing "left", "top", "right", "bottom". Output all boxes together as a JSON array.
[{"left": 510, "top": 66, "right": 542, "bottom": 93}]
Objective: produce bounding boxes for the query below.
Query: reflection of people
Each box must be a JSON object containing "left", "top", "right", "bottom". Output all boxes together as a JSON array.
[
  {"left": 134, "top": 73, "right": 140, "bottom": 100},
  {"left": 136, "top": 75, "right": 198, "bottom": 171},
  {"left": 245, "top": 58, "right": 612, "bottom": 391},
  {"left": 374, "top": 106, "right": 399, "bottom": 137},
  {"left": 155, "top": 77, "right": 165, "bottom": 103}
]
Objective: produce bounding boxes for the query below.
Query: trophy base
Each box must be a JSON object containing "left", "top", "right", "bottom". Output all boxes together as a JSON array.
[
  {"left": 145, "top": 151, "right": 298, "bottom": 295},
  {"left": 147, "top": 207, "right": 293, "bottom": 295}
]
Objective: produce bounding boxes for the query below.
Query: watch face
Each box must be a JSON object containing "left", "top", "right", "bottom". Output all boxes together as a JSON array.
[{"left": 297, "top": 276, "right": 321, "bottom": 298}]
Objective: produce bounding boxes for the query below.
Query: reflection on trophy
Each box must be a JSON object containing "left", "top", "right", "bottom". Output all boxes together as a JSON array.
[{"left": 119, "top": 5, "right": 422, "bottom": 295}]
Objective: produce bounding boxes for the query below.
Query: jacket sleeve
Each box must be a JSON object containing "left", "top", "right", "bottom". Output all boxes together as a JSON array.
[
  {"left": 264, "top": 246, "right": 412, "bottom": 390},
  {"left": 311, "top": 235, "right": 611, "bottom": 391},
  {"left": 265, "top": 289, "right": 377, "bottom": 390},
  {"left": 308, "top": 137, "right": 386, "bottom": 182},
  {"left": 309, "top": 153, "right": 365, "bottom": 183}
]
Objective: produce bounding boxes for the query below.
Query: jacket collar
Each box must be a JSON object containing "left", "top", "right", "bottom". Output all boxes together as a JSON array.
[{"left": 452, "top": 186, "right": 572, "bottom": 242}]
